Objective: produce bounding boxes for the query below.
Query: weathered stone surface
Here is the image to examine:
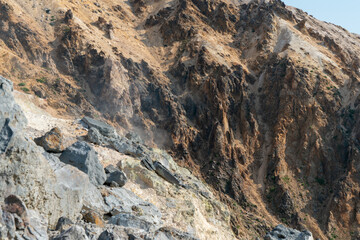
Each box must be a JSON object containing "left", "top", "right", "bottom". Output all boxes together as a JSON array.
[
  {"left": 98, "top": 229, "right": 121, "bottom": 240},
  {"left": 87, "top": 127, "right": 108, "bottom": 145},
  {"left": 55, "top": 217, "right": 73, "bottom": 232},
  {"left": 154, "top": 227, "right": 199, "bottom": 240},
  {"left": 109, "top": 213, "right": 156, "bottom": 232},
  {"left": 0, "top": 209, "right": 16, "bottom": 239},
  {"left": 0, "top": 76, "right": 27, "bottom": 134},
  {"left": 0, "top": 77, "right": 64, "bottom": 227},
  {"left": 4, "top": 195, "right": 29, "bottom": 227},
  {"left": 140, "top": 155, "right": 156, "bottom": 171},
  {"left": 82, "top": 210, "right": 104, "bottom": 227},
  {"left": 82, "top": 117, "right": 116, "bottom": 138},
  {"left": 44, "top": 152, "right": 90, "bottom": 223},
  {"left": 59, "top": 141, "right": 106, "bottom": 186},
  {"left": 64, "top": 9, "right": 73, "bottom": 24},
  {"left": 104, "top": 165, "right": 128, "bottom": 187},
  {"left": 0, "top": 118, "right": 13, "bottom": 153},
  {"left": 125, "top": 132, "right": 144, "bottom": 144},
  {"left": 264, "top": 225, "right": 314, "bottom": 240},
  {"left": 105, "top": 188, "right": 162, "bottom": 227},
  {"left": 34, "top": 127, "right": 65, "bottom": 153},
  {"left": 83, "top": 184, "right": 109, "bottom": 213},
  {"left": 154, "top": 161, "right": 182, "bottom": 186},
  {"left": 53, "top": 225, "right": 89, "bottom": 240},
  {"left": 25, "top": 209, "right": 48, "bottom": 240},
  {"left": 111, "top": 137, "right": 144, "bottom": 157}
]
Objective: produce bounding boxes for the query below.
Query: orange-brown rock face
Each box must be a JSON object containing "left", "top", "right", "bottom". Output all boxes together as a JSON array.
[{"left": 1, "top": 0, "right": 360, "bottom": 239}]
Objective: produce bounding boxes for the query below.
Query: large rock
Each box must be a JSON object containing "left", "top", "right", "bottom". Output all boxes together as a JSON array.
[
  {"left": 0, "top": 76, "right": 64, "bottom": 227},
  {"left": 34, "top": 127, "right": 65, "bottom": 153},
  {"left": 82, "top": 117, "right": 116, "bottom": 137},
  {"left": 82, "top": 183, "right": 109, "bottom": 213},
  {"left": 98, "top": 230, "right": 121, "bottom": 240},
  {"left": 55, "top": 217, "right": 73, "bottom": 232},
  {"left": 105, "top": 188, "right": 162, "bottom": 227},
  {"left": 111, "top": 137, "right": 145, "bottom": 157},
  {"left": 87, "top": 127, "right": 109, "bottom": 146},
  {"left": 44, "top": 152, "right": 90, "bottom": 222},
  {"left": 104, "top": 165, "right": 128, "bottom": 187},
  {"left": 109, "top": 213, "right": 156, "bottom": 232},
  {"left": 154, "top": 227, "right": 199, "bottom": 240},
  {"left": 26, "top": 209, "right": 48, "bottom": 240},
  {"left": 53, "top": 225, "right": 89, "bottom": 240},
  {"left": 264, "top": 225, "right": 314, "bottom": 240},
  {"left": 59, "top": 141, "right": 106, "bottom": 186},
  {"left": 154, "top": 161, "right": 182, "bottom": 186}
]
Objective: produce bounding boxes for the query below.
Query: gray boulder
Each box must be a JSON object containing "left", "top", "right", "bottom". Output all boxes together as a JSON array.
[
  {"left": 83, "top": 184, "right": 109, "bottom": 213},
  {"left": 104, "top": 165, "right": 128, "bottom": 187},
  {"left": 104, "top": 188, "right": 162, "bottom": 227},
  {"left": 264, "top": 225, "right": 313, "bottom": 240},
  {"left": 109, "top": 213, "right": 156, "bottom": 232},
  {"left": 55, "top": 217, "right": 74, "bottom": 232},
  {"left": 53, "top": 225, "right": 89, "bottom": 240},
  {"left": 60, "top": 141, "right": 106, "bottom": 186},
  {"left": 154, "top": 227, "right": 200, "bottom": 240},
  {"left": 82, "top": 117, "right": 116, "bottom": 138},
  {"left": 98, "top": 230, "right": 121, "bottom": 240},
  {"left": 44, "top": 152, "right": 91, "bottom": 222},
  {"left": 111, "top": 137, "right": 144, "bottom": 157},
  {"left": 87, "top": 128, "right": 109, "bottom": 146}
]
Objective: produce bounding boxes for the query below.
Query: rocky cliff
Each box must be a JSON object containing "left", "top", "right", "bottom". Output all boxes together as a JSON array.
[{"left": 1, "top": 0, "right": 360, "bottom": 239}]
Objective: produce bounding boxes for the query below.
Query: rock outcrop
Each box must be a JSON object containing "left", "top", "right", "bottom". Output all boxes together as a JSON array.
[
  {"left": 59, "top": 141, "right": 107, "bottom": 186},
  {"left": 104, "top": 165, "right": 128, "bottom": 187}
]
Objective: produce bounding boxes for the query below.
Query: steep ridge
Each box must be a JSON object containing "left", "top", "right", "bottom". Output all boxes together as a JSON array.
[{"left": 1, "top": 0, "right": 360, "bottom": 239}]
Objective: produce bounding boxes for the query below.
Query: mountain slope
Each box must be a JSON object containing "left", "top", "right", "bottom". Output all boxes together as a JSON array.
[{"left": 1, "top": 0, "right": 360, "bottom": 239}]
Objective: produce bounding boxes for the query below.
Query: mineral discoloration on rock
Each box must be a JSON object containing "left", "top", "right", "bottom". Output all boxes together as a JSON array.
[{"left": 34, "top": 127, "right": 65, "bottom": 153}]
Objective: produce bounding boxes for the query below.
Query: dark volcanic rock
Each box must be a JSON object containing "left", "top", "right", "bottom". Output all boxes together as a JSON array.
[
  {"left": 55, "top": 217, "right": 74, "bottom": 231},
  {"left": 53, "top": 225, "right": 88, "bottom": 240},
  {"left": 104, "top": 165, "right": 128, "bottom": 187},
  {"left": 82, "top": 117, "right": 116, "bottom": 137},
  {"left": 140, "top": 156, "right": 156, "bottom": 171},
  {"left": 264, "top": 225, "right": 313, "bottom": 240},
  {"left": 98, "top": 230, "right": 121, "bottom": 240},
  {"left": 0, "top": 118, "right": 13, "bottom": 153},
  {"left": 154, "top": 161, "right": 182, "bottom": 186},
  {"left": 87, "top": 127, "right": 109, "bottom": 145},
  {"left": 59, "top": 141, "right": 106, "bottom": 186}
]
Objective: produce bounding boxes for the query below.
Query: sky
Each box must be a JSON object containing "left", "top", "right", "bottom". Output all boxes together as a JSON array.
[{"left": 282, "top": 0, "right": 360, "bottom": 34}]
